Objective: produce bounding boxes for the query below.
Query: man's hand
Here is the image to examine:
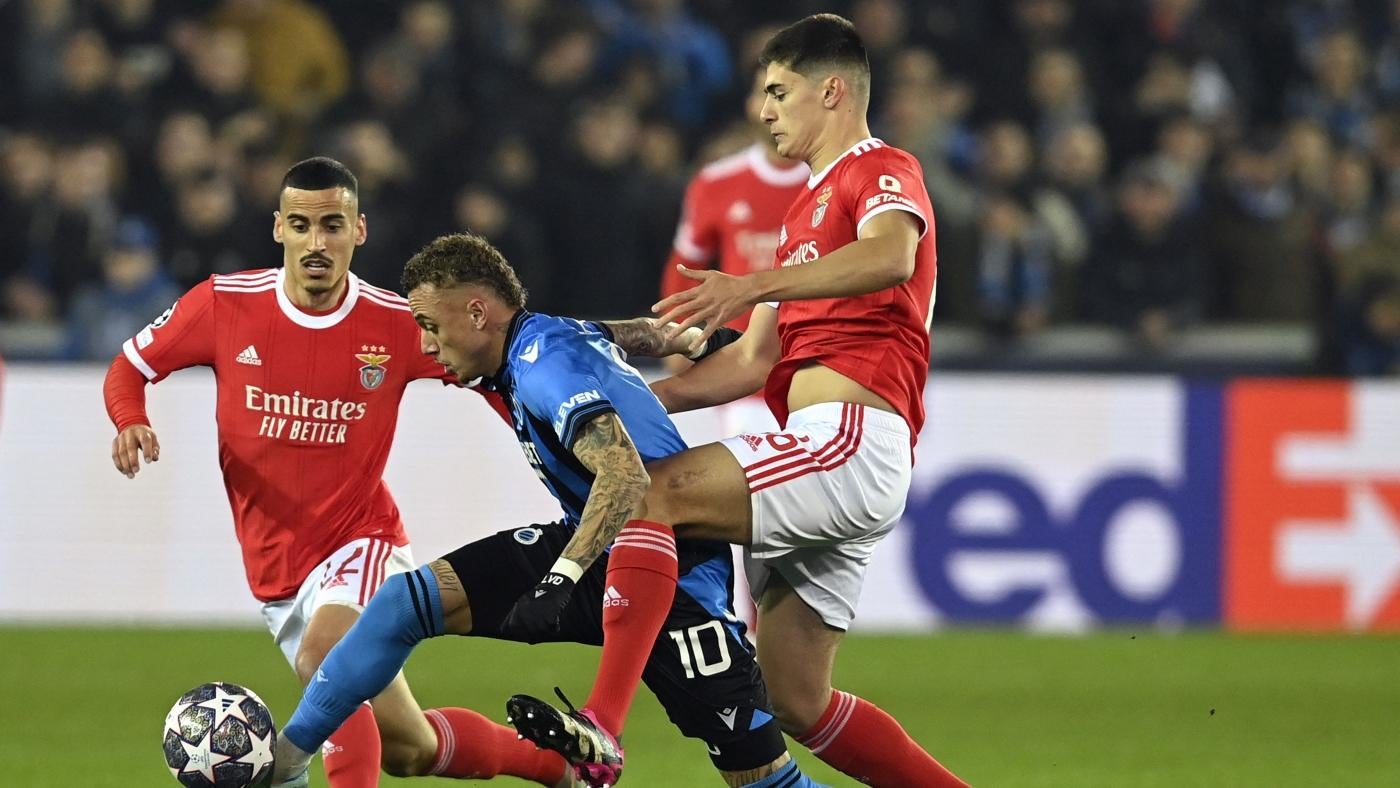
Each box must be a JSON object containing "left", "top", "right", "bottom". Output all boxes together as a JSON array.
[
  {"left": 502, "top": 570, "right": 577, "bottom": 644},
  {"left": 112, "top": 424, "right": 160, "bottom": 478},
  {"left": 652, "top": 266, "right": 760, "bottom": 354}
]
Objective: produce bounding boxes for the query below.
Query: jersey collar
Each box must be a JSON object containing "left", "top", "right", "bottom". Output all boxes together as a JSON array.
[
  {"left": 275, "top": 267, "right": 361, "bottom": 329},
  {"left": 747, "top": 144, "right": 809, "bottom": 187},
  {"left": 481, "top": 308, "right": 531, "bottom": 391},
  {"left": 807, "top": 137, "right": 882, "bottom": 190}
]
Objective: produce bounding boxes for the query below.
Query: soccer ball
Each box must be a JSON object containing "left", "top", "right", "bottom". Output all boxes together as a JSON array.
[{"left": 162, "top": 682, "right": 276, "bottom": 787}]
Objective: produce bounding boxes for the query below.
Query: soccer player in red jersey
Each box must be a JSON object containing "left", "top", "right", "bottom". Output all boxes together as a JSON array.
[
  {"left": 104, "top": 158, "right": 576, "bottom": 788},
  {"left": 660, "top": 67, "right": 808, "bottom": 338},
  {"left": 509, "top": 16, "right": 966, "bottom": 787}
]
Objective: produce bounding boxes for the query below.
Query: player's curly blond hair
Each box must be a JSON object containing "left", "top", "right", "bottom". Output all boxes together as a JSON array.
[{"left": 401, "top": 232, "right": 528, "bottom": 308}]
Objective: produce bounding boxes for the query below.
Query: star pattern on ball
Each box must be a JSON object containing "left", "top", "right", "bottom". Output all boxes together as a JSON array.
[
  {"left": 178, "top": 729, "right": 233, "bottom": 783},
  {"left": 195, "top": 684, "right": 250, "bottom": 728},
  {"left": 236, "top": 724, "right": 275, "bottom": 771}
]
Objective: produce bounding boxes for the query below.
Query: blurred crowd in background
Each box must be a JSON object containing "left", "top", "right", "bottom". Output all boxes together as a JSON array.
[{"left": 1, "top": 0, "right": 1398, "bottom": 375}]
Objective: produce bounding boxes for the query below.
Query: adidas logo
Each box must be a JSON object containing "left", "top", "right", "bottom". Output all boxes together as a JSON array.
[
  {"left": 603, "top": 585, "right": 629, "bottom": 608},
  {"left": 236, "top": 345, "right": 262, "bottom": 366}
]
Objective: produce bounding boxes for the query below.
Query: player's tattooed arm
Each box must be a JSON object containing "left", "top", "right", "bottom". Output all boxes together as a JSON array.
[
  {"left": 598, "top": 317, "right": 688, "bottom": 357},
  {"left": 561, "top": 412, "right": 650, "bottom": 570},
  {"left": 599, "top": 317, "right": 744, "bottom": 362}
]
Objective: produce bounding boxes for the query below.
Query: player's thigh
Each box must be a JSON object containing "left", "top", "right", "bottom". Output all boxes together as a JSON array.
[
  {"left": 439, "top": 521, "right": 605, "bottom": 644},
  {"left": 754, "top": 574, "right": 844, "bottom": 733},
  {"left": 640, "top": 442, "right": 753, "bottom": 543},
  {"left": 296, "top": 603, "right": 361, "bottom": 684}
]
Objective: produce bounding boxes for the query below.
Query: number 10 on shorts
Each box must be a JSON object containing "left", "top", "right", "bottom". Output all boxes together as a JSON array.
[{"left": 668, "top": 621, "right": 733, "bottom": 679}]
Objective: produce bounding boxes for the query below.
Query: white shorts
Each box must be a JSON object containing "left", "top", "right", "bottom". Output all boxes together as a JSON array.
[
  {"left": 720, "top": 402, "right": 912, "bottom": 630},
  {"left": 260, "top": 537, "right": 416, "bottom": 668}
]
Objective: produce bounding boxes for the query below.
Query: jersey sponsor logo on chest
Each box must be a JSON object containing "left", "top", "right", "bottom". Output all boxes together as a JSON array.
[
  {"left": 355, "top": 345, "right": 391, "bottom": 390},
  {"left": 780, "top": 240, "right": 820, "bottom": 268}
]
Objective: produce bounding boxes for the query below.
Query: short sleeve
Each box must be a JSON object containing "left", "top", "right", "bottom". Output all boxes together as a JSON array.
[
  {"left": 847, "top": 149, "right": 931, "bottom": 240},
  {"left": 515, "top": 343, "right": 617, "bottom": 450},
  {"left": 121, "top": 279, "right": 217, "bottom": 382}
]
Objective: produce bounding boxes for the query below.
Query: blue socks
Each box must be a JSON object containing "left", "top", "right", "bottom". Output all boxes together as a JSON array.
[
  {"left": 744, "top": 759, "right": 828, "bottom": 788},
  {"left": 282, "top": 565, "right": 444, "bottom": 753}
]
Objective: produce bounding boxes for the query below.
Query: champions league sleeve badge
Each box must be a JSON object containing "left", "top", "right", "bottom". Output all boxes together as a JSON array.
[{"left": 355, "top": 346, "right": 391, "bottom": 390}]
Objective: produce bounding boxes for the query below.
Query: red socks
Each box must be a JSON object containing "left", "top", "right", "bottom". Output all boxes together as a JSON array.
[
  {"left": 425, "top": 707, "right": 568, "bottom": 784},
  {"left": 796, "top": 690, "right": 968, "bottom": 788},
  {"left": 321, "top": 703, "right": 381, "bottom": 788},
  {"left": 584, "top": 519, "right": 678, "bottom": 734}
]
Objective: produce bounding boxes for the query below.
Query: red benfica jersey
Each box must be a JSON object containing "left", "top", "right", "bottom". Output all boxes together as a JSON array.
[
  {"left": 765, "top": 138, "right": 937, "bottom": 443},
  {"left": 121, "top": 268, "right": 455, "bottom": 601},
  {"left": 663, "top": 144, "right": 808, "bottom": 330}
]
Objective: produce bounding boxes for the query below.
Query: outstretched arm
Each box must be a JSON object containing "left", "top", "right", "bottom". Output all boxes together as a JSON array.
[
  {"left": 653, "top": 210, "right": 922, "bottom": 352},
  {"left": 650, "top": 304, "right": 780, "bottom": 413}
]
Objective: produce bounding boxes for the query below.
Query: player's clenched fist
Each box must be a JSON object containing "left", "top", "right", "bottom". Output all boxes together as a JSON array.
[
  {"left": 112, "top": 424, "right": 160, "bottom": 478},
  {"left": 501, "top": 569, "right": 577, "bottom": 644}
]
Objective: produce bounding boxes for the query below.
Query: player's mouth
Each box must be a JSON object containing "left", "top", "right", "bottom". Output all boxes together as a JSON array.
[{"left": 301, "top": 257, "right": 333, "bottom": 277}]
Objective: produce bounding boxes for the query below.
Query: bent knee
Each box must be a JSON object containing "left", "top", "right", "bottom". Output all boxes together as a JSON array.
[
  {"left": 380, "top": 738, "right": 437, "bottom": 777},
  {"left": 767, "top": 684, "right": 832, "bottom": 735}
]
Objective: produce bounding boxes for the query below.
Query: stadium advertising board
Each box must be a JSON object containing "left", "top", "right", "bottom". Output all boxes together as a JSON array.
[{"left": 1, "top": 369, "right": 1397, "bottom": 631}]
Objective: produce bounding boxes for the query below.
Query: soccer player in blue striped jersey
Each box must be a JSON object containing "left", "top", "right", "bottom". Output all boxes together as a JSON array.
[{"left": 270, "top": 233, "right": 822, "bottom": 788}]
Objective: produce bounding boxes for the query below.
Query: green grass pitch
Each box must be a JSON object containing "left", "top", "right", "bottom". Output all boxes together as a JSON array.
[{"left": 1, "top": 628, "right": 1397, "bottom": 786}]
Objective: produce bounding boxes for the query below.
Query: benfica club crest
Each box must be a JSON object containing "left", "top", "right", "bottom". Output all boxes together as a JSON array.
[
  {"left": 355, "top": 345, "right": 391, "bottom": 390},
  {"left": 811, "top": 185, "right": 833, "bottom": 227}
]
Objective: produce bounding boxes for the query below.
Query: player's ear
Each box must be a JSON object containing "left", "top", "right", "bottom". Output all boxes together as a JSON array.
[
  {"left": 822, "top": 75, "right": 844, "bottom": 109},
  {"left": 469, "top": 297, "right": 487, "bottom": 329},
  {"left": 272, "top": 211, "right": 283, "bottom": 243},
  {"left": 355, "top": 214, "right": 367, "bottom": 247}
]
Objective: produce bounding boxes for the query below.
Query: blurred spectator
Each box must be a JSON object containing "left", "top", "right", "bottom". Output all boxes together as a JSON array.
[
  {"left": 452, "top": 183, "right": 553, "bottom": 312},
  {"left": 0, "top": 133, "right": 55, "bottom": 316},
  {"left": 974, "top": 189, "right": 1054, "bottom": 337},
  {"left": 40, "top": 29, "right": 132, "bottom": 139},
  {"left": 544, "top": 98, "right": 666, "bottom": 318},
  {"left": 1156, "top": 113, "right": 1215, "bottom": 216},
  {"left": 1287, "top": 28, "right": 1374, "bottom": 150},
  {"left": 1081, "top": 159, "right": 1205, "bottom": 350},
  {"left": 65, "top": 216, "right": 180, "bottom": 360},
  {"left": 1336, "top": 196, "right": 1400, "bottom": 375},
  {"left": 588, "top": 0, "right": 730, "bottom": 128},
  {"left": 165, "top": 169, "right": 260, "bottom": 285},
  {"left": 28, "top": 139, "right": 123, "bottom": 307},
  {"left": 1027, "top": 47, "right": 1094, "bottom": 149},
  {"left": 1208, "top": 131, "right": 1319, "bottom": 322},
  {"left": 211, "top": 0, "right": 350, "bottom": 123},
  {"left": 329, "top": 119, "right": 414, "bottom": 290},
  {"left": 1043, "top": 123, "right": 1110, "bottom": 233}
]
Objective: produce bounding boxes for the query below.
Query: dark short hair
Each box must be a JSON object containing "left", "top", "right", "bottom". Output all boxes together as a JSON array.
[
  {"left": 401, "top": 233, "right": 528, "bottom": 308},
  {"left": 281, "top": 156, "right": 358, "bottom": 198},
  {"left": 759, "top": 14, "right": 869, "bottom": 80}
]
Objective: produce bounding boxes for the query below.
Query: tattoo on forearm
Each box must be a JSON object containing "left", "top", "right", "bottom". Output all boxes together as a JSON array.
[
  {"left": 600, "top": 318, "right": 668, "bottom": 357},
  {"left": 562, "top": 414, "right": 649, "bottom": 569}
]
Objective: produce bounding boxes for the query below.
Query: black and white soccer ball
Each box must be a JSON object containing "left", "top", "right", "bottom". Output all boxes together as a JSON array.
[{"left": 162, "top": 682, "right": 276, "bottom": 787}]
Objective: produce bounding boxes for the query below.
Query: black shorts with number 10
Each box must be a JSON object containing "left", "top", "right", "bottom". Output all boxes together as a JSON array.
[{"left": 443, "top": 521, "right": 785, "bottom": 771}]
